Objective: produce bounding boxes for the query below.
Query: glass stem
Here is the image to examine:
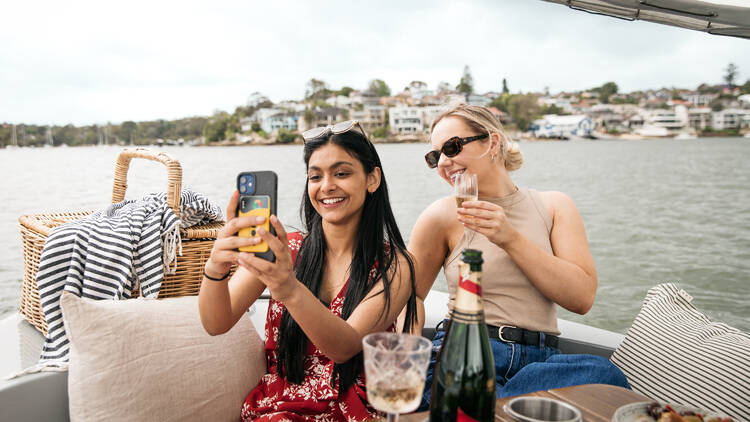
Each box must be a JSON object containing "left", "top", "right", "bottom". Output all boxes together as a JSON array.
[{"left": 386, "top": 413, "right": 399, "bottom": 422}]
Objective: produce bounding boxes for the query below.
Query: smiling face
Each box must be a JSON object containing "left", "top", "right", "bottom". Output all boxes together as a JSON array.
[
  {"left": 430, "top": 116, "right": 496, "bottom": 185},
  {"left": 306, "top": 142, "right": 380, "bottom": 226}
]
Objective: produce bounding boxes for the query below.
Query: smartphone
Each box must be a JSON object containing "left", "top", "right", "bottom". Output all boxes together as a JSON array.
[{"left": 236, "top": 171, "right": 278, "bottom": 262}]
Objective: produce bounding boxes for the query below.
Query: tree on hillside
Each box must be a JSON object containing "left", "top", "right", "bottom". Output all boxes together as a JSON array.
[
  {"left": 724, "top": 63, "right": 738, "bottom": 87},
  {"left": 305, "top": 78, "right": 331, "bottom": 100},
  {"left": 489, "top": 93, "right": 511, "bottom": 113},
  {"left": 247, "top": 92, "right": 270, "bottom": 107},
  {"left": 507, "top": 93, "right": 541, "bottom": 131},
  {"left": 456, "top": 65, "right": 474, "bottom": 96},
  {"left": 120, "top": 121, "right": 137, "bottom": 144},
  {"left": 502, "top": 78, "right": 509, "bottom": 94},
  {"left": 367, "top": 79, "right": 391, "bottom": 97},
  {"left": 598, "top": 81, "right": 619, "bottom": 104},
  {"left": 437, "top": 81, "right": 452, "bottom": 94},
  {"left": 741, "top": 79, "right": 750, "bottom": 95},
  {"left": 407, "top": 80, "right": 427, "bottom": 92},
  {"left": 336, "top": 86, "right": 354, "bottom": 97}
]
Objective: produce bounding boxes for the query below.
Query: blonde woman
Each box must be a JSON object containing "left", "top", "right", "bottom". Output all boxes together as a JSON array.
[{"left": 408, "top": 103, "right": 628, "bottom": 408}]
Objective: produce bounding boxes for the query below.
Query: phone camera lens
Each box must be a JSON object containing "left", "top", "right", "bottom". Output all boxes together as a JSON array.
[
  {"left": 240, "top": 185, "right": 246, "bottom": 193},
  {"left": 240, "top": 177, "right": 247, "bottom": 184}
]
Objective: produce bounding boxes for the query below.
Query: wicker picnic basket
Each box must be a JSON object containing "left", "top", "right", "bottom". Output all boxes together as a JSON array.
[{"left": 19, "top": 148, "right": 225, "bottom": 334}]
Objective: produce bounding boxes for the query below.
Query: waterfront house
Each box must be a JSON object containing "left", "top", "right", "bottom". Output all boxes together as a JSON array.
[
  {"left": 540, "top": 97, "right": 574, "bottom": 113},
  {"left": 351, "top": 106, "right": 387, "bottom": 132},
  {"left": 688, "top": 108, "right": 712, "bottom": 131},
  {"left": 325, "top": 95, "right": 353, "bottom": 108},
  {"left": 645, "top": 107, "right": 687, "bottom": 132},
  {"left": 683, "top": 92, "right": 717, "bottom": 107},
  {"left": 261, "top": 112, "right": 298, "bottom": 133},
  {"left": 712, "top": 108, "right": 750, "bottom": 130},
  {"left": 297, "top": 107, "right": 349, "bottom": 133},
  {"left": 241, "top": 108, "right": 281, "bottom": 132},
  {"left": 389, "top": 106, "right": 424, "bottom": 134},
  {"left": 247, "top": 108, "right": 280, "bottom": 124},
  {"left": 348, "top": 90, "right": 381, "bottom": 107},
  {"left": 531, "top": 114, "right": 594, "bottom": 139}
]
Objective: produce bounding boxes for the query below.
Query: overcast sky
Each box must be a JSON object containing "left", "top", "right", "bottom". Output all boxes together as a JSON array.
[{"left": 2, "top": 0, "right": 748, "bottom": 126}]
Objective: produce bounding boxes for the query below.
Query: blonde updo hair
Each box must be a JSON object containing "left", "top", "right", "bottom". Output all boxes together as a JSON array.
[{"left": 430, "top": 102, "right": 523, "bottom": 171}]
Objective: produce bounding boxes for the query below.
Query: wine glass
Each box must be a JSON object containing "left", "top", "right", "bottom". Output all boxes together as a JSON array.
[
  {"left": 362, "top": 332, "right": 432, "bottom": 422},
  {"left": 454, "top": 172, "right": 478, "bottom": 241}
]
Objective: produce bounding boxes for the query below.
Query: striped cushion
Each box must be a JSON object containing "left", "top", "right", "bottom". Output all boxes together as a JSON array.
[{"left": 610, "top": 283, "right": 749, "bottom": 420}]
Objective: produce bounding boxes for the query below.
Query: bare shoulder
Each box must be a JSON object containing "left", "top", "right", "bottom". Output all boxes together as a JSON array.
[
  {"left": 537, "top": 190, "right": 578, "bottom": 213},
  {"left": 418, "top": 196, "right": 457, "bottom": 224},
  {"left": 537, "top": 190, "right": 583, "bottom": 228},
  {"left": 410, "top": 196, "right": 456, "bottom": 250}
]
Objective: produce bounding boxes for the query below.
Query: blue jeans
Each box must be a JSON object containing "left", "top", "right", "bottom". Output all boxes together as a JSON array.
[{"left": 418, "top": 326, "right": 630, "bottom": 411}]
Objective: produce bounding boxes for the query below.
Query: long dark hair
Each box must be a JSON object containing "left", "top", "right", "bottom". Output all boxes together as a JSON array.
[{"left": 276, "top": 129, "right": 417, "bottom": 393}]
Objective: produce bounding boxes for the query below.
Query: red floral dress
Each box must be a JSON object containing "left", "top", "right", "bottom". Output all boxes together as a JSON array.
[{"left": 241, "top": 232, "right": 393, "bottom": 422}]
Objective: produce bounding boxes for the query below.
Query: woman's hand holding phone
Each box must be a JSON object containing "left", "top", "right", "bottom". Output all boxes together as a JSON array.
[
  {"left": 237, "top": 215, "right": 299, "bottom": 302},
  {"left": 204, "top": 190, "right": 265, "bottom": 279}
]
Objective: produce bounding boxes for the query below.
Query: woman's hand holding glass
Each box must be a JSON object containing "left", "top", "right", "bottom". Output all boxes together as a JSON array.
[
  {"left": 457, "top": 200, "right": 518, "bottom": 248},
  {"left": 237, "top": 216, "right": 299, "bottom": 302}
]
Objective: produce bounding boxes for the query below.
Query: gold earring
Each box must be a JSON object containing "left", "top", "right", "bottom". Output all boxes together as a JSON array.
[{"left": 491, "top": 153, "right": 496, "bottom": 162}]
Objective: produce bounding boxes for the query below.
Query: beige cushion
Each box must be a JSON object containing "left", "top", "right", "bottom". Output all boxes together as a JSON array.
[
  {"left": 61, "top": 293, "right": 266, "bottom": 422},
  {"left": 610, "top": 283, "right": 750, "bottom": 421}
]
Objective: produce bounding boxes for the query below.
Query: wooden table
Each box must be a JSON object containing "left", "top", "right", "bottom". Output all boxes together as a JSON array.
[{"left": 400, "top": 384, "right": 649, "bottom": 421}]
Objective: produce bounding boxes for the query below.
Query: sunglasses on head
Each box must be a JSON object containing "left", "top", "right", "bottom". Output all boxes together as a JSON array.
[
  {"left": 302, "top": 120, "right": 368, "bottom": 143},
  {"left": 424, "top": 133, "right": 488, "bottom": 168}
]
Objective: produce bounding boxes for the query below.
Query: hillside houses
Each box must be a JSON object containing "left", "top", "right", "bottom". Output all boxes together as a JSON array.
[{"left": 235, "top": 82, "right": 748, "bottom": 142}]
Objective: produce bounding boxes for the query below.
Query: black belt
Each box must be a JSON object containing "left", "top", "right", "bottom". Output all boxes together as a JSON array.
[{"left": 437, "top": 320, "right": 558, "bottom": 348}]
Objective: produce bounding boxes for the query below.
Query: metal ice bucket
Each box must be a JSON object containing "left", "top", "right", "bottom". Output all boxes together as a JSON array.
[{"left": 503, "top": 397, "right": 583, "bottom": 422}]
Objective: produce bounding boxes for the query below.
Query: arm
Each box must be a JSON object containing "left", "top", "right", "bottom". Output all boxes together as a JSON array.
[
  {"left": 458, "top": 192, "right": 597, "bottom": 314},
  {"left": 198, "top": 190, "right": 268, "bottom": 335},
  {"left": 241, "top": 218, "right": 415, "bottom": 364},
  {"left": 398, "top": 198, "right": 452, "bottom": 333}
]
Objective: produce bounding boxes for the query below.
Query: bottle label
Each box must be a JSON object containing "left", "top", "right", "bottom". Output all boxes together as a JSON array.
[
  {"left": 458, "top": 276, "right": 482, "bottom": 296},
  {"left": 453, "top": 263, "right": 484, "bottom": 323},
  {"left": 457, "top": 407, "right": 479, "bottom": 422}
]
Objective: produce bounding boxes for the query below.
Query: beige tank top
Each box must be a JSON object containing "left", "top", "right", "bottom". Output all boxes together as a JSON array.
[{"left": 443, "top": 187, "right": 560, "bottom": 335}]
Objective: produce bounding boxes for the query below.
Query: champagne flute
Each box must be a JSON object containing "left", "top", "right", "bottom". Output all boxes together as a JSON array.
[
  {"left": 454, "top": 172, "right": 478, "bottom": 241},
  {"left": 362, "top": 332, "right": 432, "bottom": 422}
]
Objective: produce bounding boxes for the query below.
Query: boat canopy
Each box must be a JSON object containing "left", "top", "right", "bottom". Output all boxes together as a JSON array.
[{"left": 542, "top": 0, "right": 750, "bottom": 39}]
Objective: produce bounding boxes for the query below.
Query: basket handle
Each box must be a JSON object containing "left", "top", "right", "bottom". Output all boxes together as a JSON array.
[{"left": 111, "top": 148, "right": 182, "bottom": 216}]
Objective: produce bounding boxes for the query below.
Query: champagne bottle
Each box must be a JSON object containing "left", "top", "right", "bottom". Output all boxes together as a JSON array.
[{"left": 429, "top": 249, "right": 495, "bottom": 422}]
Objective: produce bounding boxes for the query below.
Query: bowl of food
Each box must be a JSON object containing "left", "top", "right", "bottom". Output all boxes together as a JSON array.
[
  {"left": 503, "top": 397, "right": 582, "bottom": 422},
  {"left": 613, "top": 401, "right": 735, "bottom": 422}
]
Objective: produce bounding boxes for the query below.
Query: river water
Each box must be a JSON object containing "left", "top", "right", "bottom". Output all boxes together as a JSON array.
[{"left": 1, "top": 139, "right": 748, "bottom": 334}]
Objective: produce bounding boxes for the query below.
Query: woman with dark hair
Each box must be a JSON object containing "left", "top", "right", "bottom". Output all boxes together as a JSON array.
[{"left": 198, "top": 120, "right": 417, "bottom": 422}]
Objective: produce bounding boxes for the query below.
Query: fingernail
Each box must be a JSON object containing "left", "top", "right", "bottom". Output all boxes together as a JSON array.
[
  {"left": 252, "top": 237, "right": 261, "bottom": 244},
  {"left": 256, "top": 216, "right": 265, "bottom": 223},
  {"left": 257, "top": 227, "right": 266, "bottom": 235}
]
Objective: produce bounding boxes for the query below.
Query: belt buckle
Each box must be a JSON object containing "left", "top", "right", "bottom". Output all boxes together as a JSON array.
[{"left": 498, "top": 325, "right": 517, "bottom": 343}]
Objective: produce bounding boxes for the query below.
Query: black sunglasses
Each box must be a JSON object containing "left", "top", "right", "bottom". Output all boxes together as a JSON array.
[{"left": 424, "top": 134, "right": 488, "bottom": 168}]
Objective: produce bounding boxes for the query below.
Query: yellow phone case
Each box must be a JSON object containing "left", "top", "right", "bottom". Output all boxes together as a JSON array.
[{"left": 238, "top": 207, "right": 271, "bottom": 253}]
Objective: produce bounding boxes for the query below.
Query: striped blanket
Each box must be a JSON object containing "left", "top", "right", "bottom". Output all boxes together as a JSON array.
[{"left": 28, "top": 188, "right": 223, "bottom": 374}]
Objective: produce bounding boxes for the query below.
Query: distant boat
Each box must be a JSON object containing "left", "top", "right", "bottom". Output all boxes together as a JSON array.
[
  {"left": 674, "top": 132, "right": 697, "bottom": 140},
  {"left": 635, "top": 125, "right": 670, "bottom": 138}
]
